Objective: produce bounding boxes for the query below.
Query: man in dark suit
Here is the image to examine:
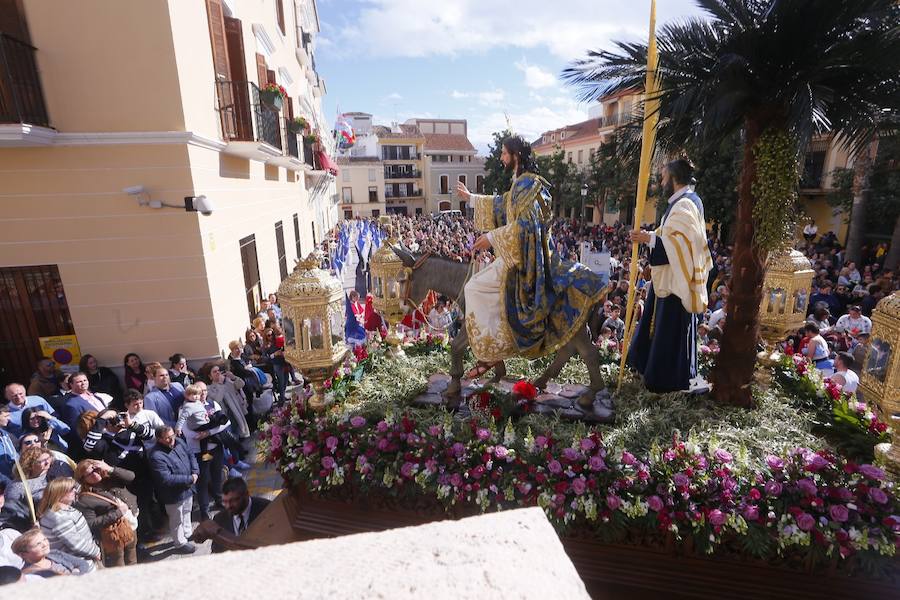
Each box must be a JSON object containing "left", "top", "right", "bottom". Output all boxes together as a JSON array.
[{"left": 209, "top": 477, "right": 270, "bottom": 553}]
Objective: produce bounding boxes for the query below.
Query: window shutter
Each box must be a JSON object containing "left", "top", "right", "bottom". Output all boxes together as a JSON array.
[
  {"left": 256, "top": 53, "right": 268, "bottom": 88},
  {"left": 224, "top": 16, "right": 252, "bottom": 140},
  {"left": 204, "top": 0, "right": 231, "bottom": 80},
  {"left": 267, "top": 69, "right": 276, "bottom": 85},
  {"left": 276, "top": 0, "right": 286, "bottom": 35}
]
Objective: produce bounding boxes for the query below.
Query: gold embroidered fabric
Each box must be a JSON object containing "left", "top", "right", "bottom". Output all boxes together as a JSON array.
[
  {"left": 465, "top": 311, "right": 517, "bottom": 363},
  {"left": 472, "top": 194, "right": 497, "bottom": 231},
  {"left": 489, "top": 222, "right": 520, "bottom": 268}
]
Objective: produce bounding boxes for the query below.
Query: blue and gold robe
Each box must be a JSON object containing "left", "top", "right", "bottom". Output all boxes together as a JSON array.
[{"left": 466, "top": 172, "right": 607, "bottom": 362}]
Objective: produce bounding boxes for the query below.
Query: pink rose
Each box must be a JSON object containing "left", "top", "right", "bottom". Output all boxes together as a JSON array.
[
  {"left": 400, "top": 462, "right": 415, "bottom": 478},
  {"left": 471, "top": 465, "right": 485, "bottom": 479},
  {"left": 562, "top": 447, "right": 580, "bottom": 461},
  {"left": 765, "top": 455, "right": 784, "bottom": 470},
  {"left": 647, "top": 495, "right": 664, "bottom": 512},
  {"left": 516, "top": 482, "right": 532, "bottom": 495},
  {"left": 765, "top": 480, "right": 783, "bottom": 497},
  {"left": 748, "top": 488, "right": 762, "bottom": 501},
  {"left": 325, "top": 436, "right": 338, "bottom": 452},
  {"left": 377, "top": 438, "right": 390, "bottom": 451},
  {"left": 709, "top": 509, "right": 727, "bottom": 526},
  {"left": 673, "top": 473, "right": 690, "bottom": 488},
  {"left": 796, "top": 512, "right": 816, "bottom": 531},
  {"left": 494, "top": 446, "right": 509, "bottom": 459},
  {"left": 663, "top": 449, "right": 676, "bottom": 462},
  {"left": 321, "top": 456, "right": 335, "bottom": 470},
  {"left": 476, "top": 428, "right": 491, "bottom": 441},
  {"left": 451, "top": 442, "right": 466, "bottom": 457},
  {"left": 588, "top": 455, "right": 606, "bottom": 471},
  {"left": 606, "top": 494, "right": 622, "bottom": 511},
  {"left": 428, "top": 425, "right": 443, "bottom": 437},
  {"left": 621, "top": 451, "right": 636, "bottom": 466},
  {"left": 714, "top": 448, "right": 733, "bottom": 464},
  {"left": 580, "top": 438, "right": 596, "bottom": 451},
  {"left": 376, "top": 420, "right": 389, "bottom": 433},
  {"left": 829, "top": 505, "right": 849, "bottom": 522},
  {"left": 743, "top": 505, "right": 759, "bottom": 521},
  {"left": 859, "top": 464, "right": 886, "bottom": 481},
  {"left": 449, "top": 473, "right": 462, "bottom": 487},
  {"left": 548, "top": 460, "right": 563, "bottom": 475},
  {"left": 869, "top": 487, "right": 889, "bottom": 505},
  {"left": 534, "top": 435, "right": 548, "bottom": 448},
  {"left": 302, "top": 441, "right": 317, "bottom": 456},
  {"left": 804, "top": 454, "right": 829, "bottom": 472},
  {"left": 797, "top": 478, "right": 818, "bottom": 496},
  {"left": 571, "top": 478, "right": 587, "bottom": 495},
  {"left": 350, "top": 416, "right": 366, "bottom": 428}
]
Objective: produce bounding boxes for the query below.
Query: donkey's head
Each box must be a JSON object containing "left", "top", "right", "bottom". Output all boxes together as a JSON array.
[{"left": 390, "top": 245, "right": 429, "bottom": 307}]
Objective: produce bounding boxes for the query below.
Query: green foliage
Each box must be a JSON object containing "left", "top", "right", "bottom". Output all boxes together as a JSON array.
[
  {"left": 482, "top": 129, "right": 513, "bottom": 195},
  {"left": 687, "top": 133, "right": 741, "bottom": 236},
  {"left": 585, "top": 133, "right": 639, "bottom": 216},
  {"left": 751, "top": 129, "right": 799, "bottom": 252},
  {"left": 826, "top": 167, "right": 854, "bottom": 220},
  {"left": 535, "top": 149, "right": 581, "bottom": 215},
  {"left": 866, "top": 134, "right": 900, "bottom": 236}
]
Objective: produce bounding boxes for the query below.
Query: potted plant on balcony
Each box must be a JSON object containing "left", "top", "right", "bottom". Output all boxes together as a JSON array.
[
  {"left": 304, "top": 132, "right": 321, "bottom": 150},
  {"left": 289, "top": 116, "right": 309, "bottom": 134},
  {"left": 260, "top": 83, "right": 287, "bottom": 111}
]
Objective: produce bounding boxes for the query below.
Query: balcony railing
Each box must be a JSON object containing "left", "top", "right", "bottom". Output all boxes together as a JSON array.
[
  {"left": 302, "top": 139, "right": 321, "bottom": 170},
  {"left": 382, "top": 153, "right": 421, "bottom": 161},
  {"left": 599, "top": 113, "right": 621, "bottom": 128},
  {"left": 214, "top": 80, "right": 281, "bottom": 150},
  {"left": 0, "top": 34, "right": 49, "bottom": 126},
  {"left": 286, "top": 127, "right": 299, "bottom": 159},
  {"left": 384, "top": 170, "right": 421, "bottom": 179}
]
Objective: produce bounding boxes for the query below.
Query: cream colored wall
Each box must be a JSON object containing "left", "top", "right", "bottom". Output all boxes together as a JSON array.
[
  {"left": 339, "top": 164, "right": 385, "bottom": 217},
  {"left": 23, "top": 0, "right": 185, "bottom": 132},
  {"left": 188, "top": 145, "right": 319, "bottom": 356},
  {"left": 0, "top": 144, "right": 217, "bottom": 368}
]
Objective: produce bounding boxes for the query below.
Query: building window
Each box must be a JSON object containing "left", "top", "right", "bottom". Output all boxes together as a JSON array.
[
  {"left": 342, "top": 187, "right": 352, "bottom": 202},
  {"left": 476, "top": 175, "right": 484, "bottom": 193},
  {"left": 275, "top": 0, "right": 286, "bottom": 35},
  {"left": 567, "top": 152, "right": 573, "bottom": 163},
  {"left": 342, "top": 169, "right": 351, "bottom": 182},
  {"left": 458, "top": 174, "right": 466, "bottom": 187},
  {"left": 439, "top": 201, "right": 451, "bottom": 211},
  {"left": 344, "top": 210, "right": 353, "bottom": 219},
  {"left": 239, "top": 235, "right": 263, "bottom": 319},
  {"left": 372, "top": 209, "right": 380, "bottom": 217},
  {"left": 368, "top": 169, "right": 376, "bottom": 182},
  {"left": 801, "top": 150, "right": 827, "bottom": 189},
  {"left": 368, "top": 186, "right": 378, "bottom": 202},
  {"left": 292, "top": 213, "right": 301, "bottom": 258},
  {"left": 275, "top": 221, "right": 288, "bottom": 281},
  {"left": 577, "top": 149, "right": 583, "bottom": 164},
  {"left": 440, "top": 175, "right": 449, "bottom": 194},
  {"left": 415, "top": 208, "right": 422, "bottom": 216}
]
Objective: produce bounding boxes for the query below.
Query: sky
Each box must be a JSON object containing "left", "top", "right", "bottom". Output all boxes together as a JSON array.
[{"left": 315, "top": 0, "right": 707, "bottom": 153}]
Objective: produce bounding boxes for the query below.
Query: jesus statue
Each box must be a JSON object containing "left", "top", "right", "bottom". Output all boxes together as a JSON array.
[{"left": 456, "top": 135, "right": 607, "bottom": 378}]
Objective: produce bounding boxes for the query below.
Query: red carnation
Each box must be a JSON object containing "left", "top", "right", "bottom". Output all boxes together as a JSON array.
[{"left": 512, "top": 380, "right": 538, "bottom": 401}]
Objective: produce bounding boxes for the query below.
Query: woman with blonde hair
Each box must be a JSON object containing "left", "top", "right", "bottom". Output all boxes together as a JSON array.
[
  {"left": 38, "top": 477, "right": 101, "bottom": 564},
  {"left": 74, "top": 460, "right": 137, "bottom": 566},
  {"left": 11, "top": 527, "right": 94, "bottom": 577}
]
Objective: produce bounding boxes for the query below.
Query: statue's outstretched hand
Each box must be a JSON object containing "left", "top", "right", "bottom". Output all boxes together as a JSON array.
[
  {"left": 456, "top": 181, "right": 471, "bottom": 200},
  {"left": 473, "top": 234, "right": 492, "bottom": 252}
]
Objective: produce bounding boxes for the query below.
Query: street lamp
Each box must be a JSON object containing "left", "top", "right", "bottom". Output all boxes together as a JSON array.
[{"left": 580, "top": 183, "right": 589, "bottom": 224}]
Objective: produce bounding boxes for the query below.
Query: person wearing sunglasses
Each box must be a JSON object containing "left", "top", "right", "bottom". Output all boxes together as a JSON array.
[
  {"left": 0, "top": 406, "right": 18, "bottom": 483},
  {"left": 17, "top": 434, "right": 75, "bottom": 478}
]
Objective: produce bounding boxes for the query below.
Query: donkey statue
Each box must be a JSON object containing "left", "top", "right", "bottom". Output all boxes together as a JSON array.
[{"left": 391, "top": 246, "right": 612, "bottom": 414}]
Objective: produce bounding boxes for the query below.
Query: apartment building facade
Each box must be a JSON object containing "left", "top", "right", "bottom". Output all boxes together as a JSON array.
[
  {"left": 403, "top": 118, "right": 485, "bottom": 215},
  {"left": 0, "top": 0, "right": 337, "bottom": 385},
  {"left": 374, "top": 124, "right": 426, "bottom": 216}
]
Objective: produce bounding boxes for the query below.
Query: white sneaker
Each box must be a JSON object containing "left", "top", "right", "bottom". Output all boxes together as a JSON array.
[{"left": 688, "top": 376, "right": 711, "bottom": 394}]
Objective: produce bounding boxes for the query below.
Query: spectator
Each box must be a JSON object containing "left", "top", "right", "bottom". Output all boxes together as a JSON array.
[
  {"left": 834, "top": 305, "right": 872, "bottom": 337},
  {"left": 168, "top": 353, "right": 196, "bottom": 388},
  {"left": 148, "top": 426, "right": 198, "bottom": 555},
  {"left": 73, "top": 461, "right": 137, "bottom": 567},
  {"left": 602, "top": 305, "right": 625, "bottom": 342},
  {"left": 59, "top": 373, "right": 111, "bottom": 445},
  {"left": 205, "top": 364, "right": 251, "bottom": 452},
  {"left": 267, "top": 293, "right": 282, "bottom": 320},
  {"left": 79, "top": 354, "right": 123, "bottom": 408},
  {"left": 37, "top": 477, "right": 101, "bottom": 565},
  {"left": 18, "top": 407, "right": 70, "bottom": 453},
  {"left": 122, "top": 389, "right": 164, "bottom": 451},
  {"left": 262, "top": 328, "right": 288, "bottom": 403},
  {"left": 806, "top": 305, "right": 833, "bottom": 334},
  {"left": 0, "top": 482, "right": 22, "bottom": 569},
  {"left": 708, "top": 301, "right": 728, "bottom": 331},
  {"left": 209, "top": 477, "right": 271, "bottom": 553},
  {"left": 256, "top": 299, "right": 271, "bottom": 321},
  {"left": 227, "top": 340, "right": 265, "bottom": 403},
  {"left": 3, "top": 383, "right": 56, "bottom": 438},
  {"left": 143, "top": 362, "right": 163, "bottom": 395},
  {"left": 349, "top": 290, "right": 365, "bottom": 325},
  {"left": 0, "top": 407, "right": 18, "bottom": 483},
  {"left": 831, "top": 352, "right": 859, "bottom": 394},
  {"left": 850, "top": 332, "right": 870, "bottom": 375},
  {"left": 142, "top": 367, "right": 185, "bottom": 427},
  {"left": 187, "top": 382, "right": 230, "bottom": 521},
  {"left": 802, "top": 323, "right": 832, "bottom": 372},
  {"left": 122, "top": 353, "right": 147, "bottom": 394},
  {"left": 27, "top": 357, "right": 62, "bottom": 400},
  {"left": 46, "top": 373, "right": 73, "bottom": 414},
  {"left": 4, "top": 446, "right": 59, "bottom": 522},
  {"left": 16, "top": 433, "right": 74, "bottom": 479},
  {"left": 11, "top": 528, "right": 93, "bottom": 577},
  {"left": 808, "top": 282, "right": 840, "bottom": 317}
]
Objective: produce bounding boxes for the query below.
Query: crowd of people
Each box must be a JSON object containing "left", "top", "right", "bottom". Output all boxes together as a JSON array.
[{"left": 0, "top": 300, "right": 289, "bottom": 583}]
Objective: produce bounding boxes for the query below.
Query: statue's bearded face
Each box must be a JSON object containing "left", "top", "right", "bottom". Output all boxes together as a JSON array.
[{"left": 501, "top": 145, "right": 517, "bottom": 174}]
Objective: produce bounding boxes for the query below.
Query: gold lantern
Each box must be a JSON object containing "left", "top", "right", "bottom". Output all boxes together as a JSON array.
[
  {"left": 860, "top": 292, "right": 900, "bottom": 474},
  {"left": 759, "top": 248, "right": 815, "bottom": 345},
  {"left": 369, "top": 216, "right": 408, "bottom": 357},
  {"left": 277, "top": 255, "right": 349, "bottom": 412}
]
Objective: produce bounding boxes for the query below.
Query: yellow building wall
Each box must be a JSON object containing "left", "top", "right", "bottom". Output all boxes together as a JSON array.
[
  {"left": 23, "top": 0, "right": 186, "bottom": 132},
  {"left": 338, "top": 164, "right": 385, "bottom": 218},
  {"left": 0, "top": 144, "right": 215, "bottom": 367}
]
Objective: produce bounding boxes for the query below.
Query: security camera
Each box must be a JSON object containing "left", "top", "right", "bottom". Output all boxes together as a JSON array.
[
  {"left": 184, "top": 195, "right": 214, "bottom": 216},
  {"left": 123, "top": 185, "right": 145, "bottom": 196}
]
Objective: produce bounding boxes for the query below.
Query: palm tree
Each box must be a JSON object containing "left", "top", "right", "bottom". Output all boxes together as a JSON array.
[{"left": 563, "top": 0, "right": 900, "bottom": 407}]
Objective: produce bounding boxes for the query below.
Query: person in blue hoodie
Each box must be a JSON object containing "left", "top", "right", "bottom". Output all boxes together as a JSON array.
[{"left": 0, "top": 405, "right": 19, "bottom": 484}]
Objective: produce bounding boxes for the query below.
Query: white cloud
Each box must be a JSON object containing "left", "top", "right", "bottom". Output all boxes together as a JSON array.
[
  {"left": 327, "top": 0, "right": 705, "bottom": 62},
  {"left": 383, "top": 92, "right": 403, "bottom": 102},
  {"left": 450, "top": 89, "right": 506, "bottom": 107},
  {"left": 467, "top": 91, "right": 587, "bottom": 153},
  {"left": 515, "top": 59, "right": 557, "bottom": 89}
]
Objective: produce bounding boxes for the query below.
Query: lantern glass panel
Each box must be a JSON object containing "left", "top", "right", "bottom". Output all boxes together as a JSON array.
[
  {"left": 387, "top": 279, "right": 400, "bottom": 299},
  {"left": 373, "top": 275, "right": 384, "bottom": 298},
  {"left": 794, "top": 289, "right": 808, "bottom": 313},
  {"left": 766, "top": 288, "right": 787, "bottom": 314},
  {"left": 283, "top": 316, "right": 296, "bottom": 348},
  {"left": 330, "top": 305, "right": 344, "bottom": 347},
  {"left": 301, "top": 317, "right": 325, "bottom": 350},
  {"left": 865, "top": 338, "right": 892, "bottom": 383}
]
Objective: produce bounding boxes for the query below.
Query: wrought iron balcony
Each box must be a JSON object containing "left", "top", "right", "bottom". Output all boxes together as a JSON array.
[
  {"left": 384, "top": 170, "right": 421, "bottom": 179},
  {"left": 0, "top": 34, "right": 49, "bottom": 127},
  {"left": 286, "top": 127, "right": 299, "bottom": 159},
  {"left": 214, "top": 80, "right": 282, "bottom": 151}
]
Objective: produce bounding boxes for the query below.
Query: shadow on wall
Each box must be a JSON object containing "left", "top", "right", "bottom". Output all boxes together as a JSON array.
[{"left": 219, "top": 154, "right": 250, "bottom": 180}]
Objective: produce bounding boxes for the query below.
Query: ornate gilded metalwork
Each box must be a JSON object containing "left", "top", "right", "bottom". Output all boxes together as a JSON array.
[
  {"left": 277, "top": 254, "right": 348, "bottom": 411},
  {"left": 759, "top": 248, "right": 815, "bottom": 345},
  {"left": 861, "top": 292, "right": 899, "bottom": 418},
  {"left": 369, "top": 217, "right": 409, "bottom": 356}
]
